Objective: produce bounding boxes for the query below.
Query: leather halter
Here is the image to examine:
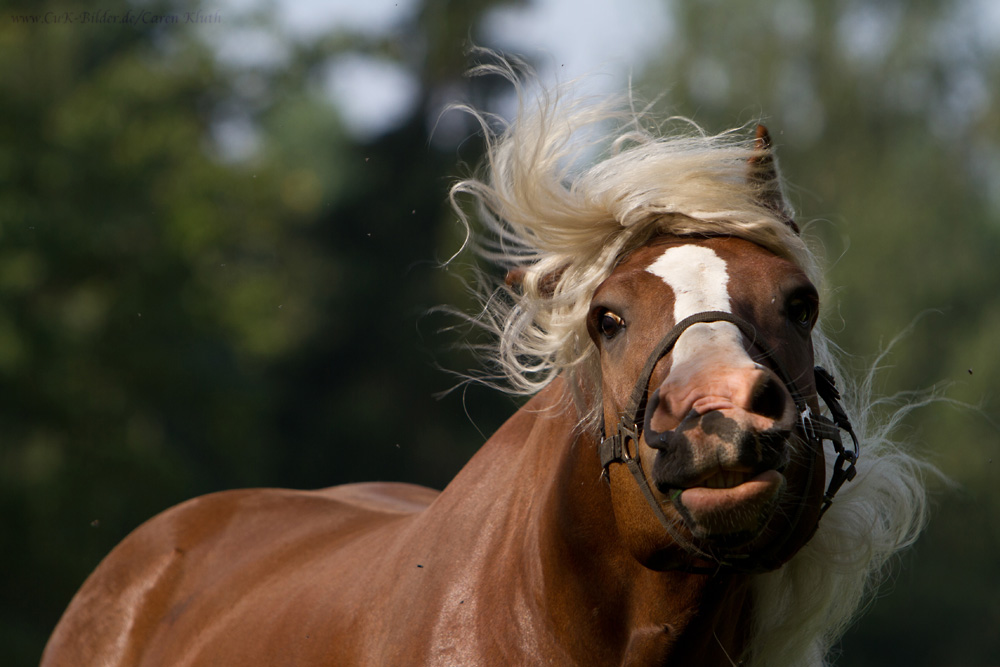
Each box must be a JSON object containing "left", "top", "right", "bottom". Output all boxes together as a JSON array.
[{"left": 598, "top": 310, "right": 859, "bottom": 573}]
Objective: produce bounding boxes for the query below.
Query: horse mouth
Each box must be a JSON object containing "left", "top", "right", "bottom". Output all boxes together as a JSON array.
[
  {"left": 672, "top": 469, "right": 785, "bottom": 542},
  {"left": 697, "top": 469, "right": 754, "bottom": 489}
]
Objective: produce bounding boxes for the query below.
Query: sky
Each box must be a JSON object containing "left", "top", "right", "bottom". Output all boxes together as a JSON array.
[
  {"left": 206, "top": 0, "right": 999, "bottom": 189},
  {"left": 213, "top": 0, "right": 671, "bottom": 140}
]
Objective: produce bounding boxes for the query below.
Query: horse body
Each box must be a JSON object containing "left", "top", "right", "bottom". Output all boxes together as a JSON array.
[
  {"left": 41, "top": 230, "right": 832, "bottom": 667},
  {"left": 43, "top": 376, "right": 753, "bottom": 666},
  {"left": 44, "top": 62, "right": 932, "bottom": 665}
]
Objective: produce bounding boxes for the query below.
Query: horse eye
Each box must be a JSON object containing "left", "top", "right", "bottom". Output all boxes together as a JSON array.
[
  {"left": 599, "top": 311, "right": 625, "bottom": 339},
  {"left": 787, "top": 297, "right": 815, "bottom": 329}
]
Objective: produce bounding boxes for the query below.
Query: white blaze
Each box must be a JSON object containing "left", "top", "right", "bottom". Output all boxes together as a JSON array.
[
  {"left": 646, "top": 245, "right": 732, "bottom": 318},
  {"left": 645, "top": 245, "right": 755, "bottom": 381}
]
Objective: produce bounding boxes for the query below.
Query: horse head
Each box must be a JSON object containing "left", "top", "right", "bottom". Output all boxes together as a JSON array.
[
  {"left": 591, "top": 233, "right": 828, "bottom": 571},
  {"left": 584, "top": 127, "right": 856, "bottom": 573}
]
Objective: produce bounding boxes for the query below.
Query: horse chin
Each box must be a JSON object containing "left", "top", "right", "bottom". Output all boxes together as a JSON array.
[{"left": 671, "top": 470, "right": 786, "bottom": 547}]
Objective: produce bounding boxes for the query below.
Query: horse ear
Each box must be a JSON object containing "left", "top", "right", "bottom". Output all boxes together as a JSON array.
[
  {"left": 505, "top": 266, "right": 564, "bottom": 298},
  {"left": 749, "top": 125, "right": 800, "bottom": 234}
]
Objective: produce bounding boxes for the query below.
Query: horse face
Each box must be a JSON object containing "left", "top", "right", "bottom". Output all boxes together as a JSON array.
[{"left": 588, "top": 235, "right": 825, "bottom": 565}]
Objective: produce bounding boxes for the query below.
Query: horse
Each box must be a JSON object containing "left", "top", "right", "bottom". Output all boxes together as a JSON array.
[{"left": 42, "top": 62, "right": 930, "bottom": 666}]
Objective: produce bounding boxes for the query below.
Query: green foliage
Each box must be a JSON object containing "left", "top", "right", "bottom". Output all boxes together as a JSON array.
[
  {"left": 0, "top": 1, "right": 510, "bottom": 662},
  {"left": 4, "top": 0, "right": 997, "bottom": 664}
]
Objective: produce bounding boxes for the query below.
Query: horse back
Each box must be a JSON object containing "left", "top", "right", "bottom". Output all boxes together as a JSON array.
[{"left": 41, "top": 483, "right": 438, "bottom": 666}]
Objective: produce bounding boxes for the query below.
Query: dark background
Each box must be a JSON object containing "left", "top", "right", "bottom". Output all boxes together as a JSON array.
[{"left": 3, "top": 0, "right": 998, "bottom": 664}]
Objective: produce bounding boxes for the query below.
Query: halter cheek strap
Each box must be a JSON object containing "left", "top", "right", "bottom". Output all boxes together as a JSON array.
[
  {"left": 598, "top": 311, "right": 859, "bottom": 573},
  {"left": 811, "top": 366, "right": 860, "bottom": 515}
]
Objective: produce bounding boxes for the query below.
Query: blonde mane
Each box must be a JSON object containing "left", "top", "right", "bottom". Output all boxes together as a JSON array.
[{"left": 448, "top": 54, "right": 929, "bottom": 666}]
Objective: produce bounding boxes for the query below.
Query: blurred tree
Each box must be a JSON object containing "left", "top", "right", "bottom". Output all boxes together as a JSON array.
[
  {"left": 1, "top": 0, "right": 518, "bottom": 663},
  {"left": 0, "top": 1, "right": 313, "bottom": 659}
]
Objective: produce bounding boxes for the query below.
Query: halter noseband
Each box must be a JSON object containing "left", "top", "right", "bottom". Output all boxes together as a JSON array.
[{"left": 598, "top": 310, "right": 859, "bottom": 573}]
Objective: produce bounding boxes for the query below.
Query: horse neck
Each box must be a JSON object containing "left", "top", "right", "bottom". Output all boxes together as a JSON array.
[{"left": 470, "top": 378, "right": 754, "bottom": 665}]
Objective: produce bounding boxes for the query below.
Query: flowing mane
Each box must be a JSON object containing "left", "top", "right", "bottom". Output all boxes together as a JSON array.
[
  {"left": 449, "top": 56, "right": 930, "bottom": 667},
  {"left": 449, "top": 58, "right": 812, "bottom": 413}
]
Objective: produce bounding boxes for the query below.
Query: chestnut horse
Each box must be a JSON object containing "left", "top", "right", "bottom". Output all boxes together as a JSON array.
[{"left": 43, "top": 68, "right": 928, "bottom": 666}]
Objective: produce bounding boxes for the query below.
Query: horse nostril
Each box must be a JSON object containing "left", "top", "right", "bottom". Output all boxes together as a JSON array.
[{"left": 749, "top": 374, "right": 790, "bottom": 422}]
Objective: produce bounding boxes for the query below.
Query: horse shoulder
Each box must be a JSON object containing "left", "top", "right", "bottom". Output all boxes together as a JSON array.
[{"left": 42, "top": 484, "right": 437, "bottom": 666}]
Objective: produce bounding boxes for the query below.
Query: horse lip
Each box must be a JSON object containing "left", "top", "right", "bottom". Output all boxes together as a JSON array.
[
  {"left": 671, "top": 470, "right": 787, "bottom": 541},
  {"left": 655, "top": 463, "right": 783, "bottom": 494}
]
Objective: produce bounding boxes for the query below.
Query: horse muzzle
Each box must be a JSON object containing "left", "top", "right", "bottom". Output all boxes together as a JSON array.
[
  {"left": 598, "top": 309, "right": 860, "bottom": 571},
  {"left": 644, "top": 382, "right": 797, "bottom": 543},
  {"left": 646, "top": 400, "right": 793, "bottom": 488}
]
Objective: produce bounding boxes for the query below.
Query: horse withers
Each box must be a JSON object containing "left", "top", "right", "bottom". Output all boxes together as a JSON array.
[{"left": 43, "top": 65, "right": 929, "bottom": 667}]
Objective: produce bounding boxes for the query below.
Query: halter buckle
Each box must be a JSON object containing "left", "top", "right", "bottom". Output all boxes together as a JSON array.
[
  {"left": 599, "top": 421, "right": 640, "bottom": 481},
  {"left": 617, "top": 421, "right": 640, "bottom": 462},
  {"left": 820, "top": 445, "right": 858, "bottom": 515}
]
